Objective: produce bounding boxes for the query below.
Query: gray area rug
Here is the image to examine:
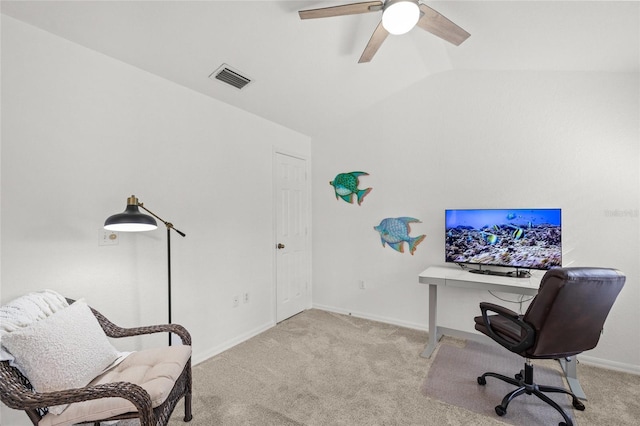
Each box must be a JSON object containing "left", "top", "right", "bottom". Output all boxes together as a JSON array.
[{"left": 421, "top": 339, "right": 576, "bottom": 425}]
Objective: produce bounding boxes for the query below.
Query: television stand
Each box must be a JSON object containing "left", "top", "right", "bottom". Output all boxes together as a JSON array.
[{"left": 468, "top": 266, "right": 531, "bottom": 278}]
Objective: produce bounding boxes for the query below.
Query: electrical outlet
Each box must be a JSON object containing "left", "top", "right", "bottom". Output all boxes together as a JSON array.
[
  {"left": 232, "top": 295, "right": 240, "bottom": 308},
  {"left": 243, "top": 292, "right": 249, "bottom": 303},
  {"left": 99, "top": 229, "right": 119, "bottom": 246}
]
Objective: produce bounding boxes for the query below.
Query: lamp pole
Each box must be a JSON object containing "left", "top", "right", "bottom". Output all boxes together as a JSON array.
[{"left": 136, "top": 203, "right": 186, "bottom": 346}]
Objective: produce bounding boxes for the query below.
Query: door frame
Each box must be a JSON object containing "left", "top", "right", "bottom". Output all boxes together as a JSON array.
[{"left": 272, "top": 148, "right": 312, "bottom": 323}]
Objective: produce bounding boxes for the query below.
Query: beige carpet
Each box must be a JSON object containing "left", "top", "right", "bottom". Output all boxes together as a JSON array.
[{"left": 163, "top": 309, "right": 640, "bottom": 425}]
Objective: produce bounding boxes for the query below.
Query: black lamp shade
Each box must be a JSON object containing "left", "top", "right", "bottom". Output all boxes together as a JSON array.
[{"left": 104, "top": 204, "right": 158, "bottom": 232}]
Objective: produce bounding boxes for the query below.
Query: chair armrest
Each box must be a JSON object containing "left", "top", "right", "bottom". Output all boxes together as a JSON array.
[
  {"left": 479, "top": 302, "right": 535, "bottom": 353},
  {"left": 66, "top": 299, "right": 191, "bottom": 345},
  {"left": 93, "top": 309, "right": 192, "bottom": 345},
  {"left": 479, "top": 302, "right": 519, "bottom": 319},
  {"left": 0, "top": 362, "right": 154, "bottom": 426}
]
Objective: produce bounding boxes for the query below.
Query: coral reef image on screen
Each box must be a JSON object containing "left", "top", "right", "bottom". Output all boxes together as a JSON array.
[{"left": 445, "top": 209, "right": 561, "bottom": 270}]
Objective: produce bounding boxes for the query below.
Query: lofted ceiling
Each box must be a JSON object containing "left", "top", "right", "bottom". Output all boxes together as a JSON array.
[{"left": 2, "top": 1, "right": 639, "bottom": 137}]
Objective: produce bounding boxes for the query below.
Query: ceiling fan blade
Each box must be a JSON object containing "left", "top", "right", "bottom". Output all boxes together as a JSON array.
[
  {"left": 299, "top": 1, "right": 383, "bottom": 20},
  {"left": 416, "top": 4, "right": 470, "bottom": 46},
  {"left": 358, "top": 21, "right": 389, "bottom": 63}
]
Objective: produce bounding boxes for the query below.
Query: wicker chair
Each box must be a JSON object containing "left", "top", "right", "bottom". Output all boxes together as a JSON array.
[{"left": 0, "top": 299, "right": 193, "bottom": 426}]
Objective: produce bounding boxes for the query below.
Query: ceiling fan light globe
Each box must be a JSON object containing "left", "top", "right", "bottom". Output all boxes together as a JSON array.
[{"left": 382, "top": 0, "right": 420, "bottom": 35}]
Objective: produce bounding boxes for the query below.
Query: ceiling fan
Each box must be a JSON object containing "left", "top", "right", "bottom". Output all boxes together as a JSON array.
[{"left": 298, "top": 0, "right": 470, "bottom": 63}]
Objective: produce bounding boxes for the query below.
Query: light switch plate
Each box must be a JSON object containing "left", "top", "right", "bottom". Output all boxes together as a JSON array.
[{"left": 99, "top": 229, "right": 119, "bottom": 246}]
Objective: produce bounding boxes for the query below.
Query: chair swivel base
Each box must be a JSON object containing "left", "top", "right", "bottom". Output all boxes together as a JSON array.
[{"left": 477, "top": 362, "right": 585, "bottom": 426}]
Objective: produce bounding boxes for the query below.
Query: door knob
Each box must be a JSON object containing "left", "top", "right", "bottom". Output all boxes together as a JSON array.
[{"left": 277, "top": 243, "right": 285, "bottom": 249}]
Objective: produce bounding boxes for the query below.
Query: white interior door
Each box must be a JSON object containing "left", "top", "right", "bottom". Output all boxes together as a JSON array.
[{"left": 275, "top": 152, "right": 310, "bottom": 322}]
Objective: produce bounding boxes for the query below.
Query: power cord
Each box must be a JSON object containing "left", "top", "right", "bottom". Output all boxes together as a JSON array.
[
  {"left": 456, "top": 263, "right": 535, "bottom": 313},
  {"left": 488, "top": 291, "right": 534, "bottom": 314}
]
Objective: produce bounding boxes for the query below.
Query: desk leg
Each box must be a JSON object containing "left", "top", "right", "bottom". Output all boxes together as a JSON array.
[
  {"left": 560, "top": 357, "right": 587, "bottom": 400},
  {"left": 421, "top": 284, "right": 442, "bottom": 358}
]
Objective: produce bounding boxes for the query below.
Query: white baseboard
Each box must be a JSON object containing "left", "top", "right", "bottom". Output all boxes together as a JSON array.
[
  {"left": 191, "top": 320, "right": 275, "bottom": 366},
  {"left": 313, "top": 304, "right": 640, "bottom": 376},
  {"left": 190, "top": 306, "right": 640, "bottom": 377},
  {"left": 578, "top": 354, "right": 640, "bottom": 375},
  {"left": 312, "top": 303, "right": 428, "bottom": 332}
]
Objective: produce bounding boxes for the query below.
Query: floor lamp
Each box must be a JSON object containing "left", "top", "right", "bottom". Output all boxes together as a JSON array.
[{"left": 104, "top": 195, "right": 186, "bottom": 346}]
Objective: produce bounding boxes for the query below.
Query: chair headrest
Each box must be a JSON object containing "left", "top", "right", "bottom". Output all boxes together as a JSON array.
[{"left": 542, "top": 267, "right": 625, "bottom": 283}]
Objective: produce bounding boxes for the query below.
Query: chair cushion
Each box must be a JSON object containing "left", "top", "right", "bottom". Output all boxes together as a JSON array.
[
  {"left": 38, "top": 344, "right": 191, "bottom": 426},
  {"left": 474, "top": 314, "right": 524, "bottom": 344}
]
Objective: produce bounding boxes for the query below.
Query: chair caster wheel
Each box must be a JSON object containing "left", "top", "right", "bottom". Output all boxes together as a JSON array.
[
  {"left": 495, "top": 405, "right": 507, "bottom": 416},
  {"left": 515, "top": 373, "right": 523, "bottom": 381},
  {"left": 573, "top": 399, "right": 585, "bottom": 411},
  {"left": 477, "top": 376, "right": 486, "bottom": 385}
]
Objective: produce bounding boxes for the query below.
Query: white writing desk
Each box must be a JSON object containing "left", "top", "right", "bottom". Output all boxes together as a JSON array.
[
  {"left": 418, "top": 265, "right": 541, "bottom": 358},
  {"left": 418, "top": 265, "right": 585, "bottom": 399}
]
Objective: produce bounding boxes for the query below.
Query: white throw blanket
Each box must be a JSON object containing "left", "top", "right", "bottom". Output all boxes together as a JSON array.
[{"left": 0, "top": 289, "right": 69, "bottom": 362}]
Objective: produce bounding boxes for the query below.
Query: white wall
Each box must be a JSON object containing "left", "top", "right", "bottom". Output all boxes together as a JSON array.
[
  {"left": 1, "top": 10, "right": 638, "bottom": 425},
  {"left": 1, "top": 15, "right": 310, "bottom": 424},
  {"left": 312, "top": 70, "right": 640, "bottom": 372}
]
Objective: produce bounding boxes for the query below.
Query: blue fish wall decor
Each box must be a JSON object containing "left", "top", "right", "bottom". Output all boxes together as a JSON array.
[
  {"left": 329, "top": 171, "right": 372, "bottom": 205},
  {"left": 374, "top": 217, "right": 426, "bottom": 255}
]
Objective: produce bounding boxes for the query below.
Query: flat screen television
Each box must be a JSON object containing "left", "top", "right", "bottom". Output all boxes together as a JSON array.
[{"left": 445, "top": 208, "right": 561, "bottom": 277}]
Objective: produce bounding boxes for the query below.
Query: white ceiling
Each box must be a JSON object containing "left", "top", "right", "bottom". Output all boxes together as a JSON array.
[{"left": 2, "top": 1, "right": 639, "bottom": 137}]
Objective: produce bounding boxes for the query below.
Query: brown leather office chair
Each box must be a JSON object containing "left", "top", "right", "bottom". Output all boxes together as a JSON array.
[{"left": 474, "top": 267, "right": 625, "bottom": 426}]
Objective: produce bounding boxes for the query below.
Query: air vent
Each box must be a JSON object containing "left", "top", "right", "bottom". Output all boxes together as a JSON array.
[{"left": 209, "top": 64, "right": 252, "bottom": 90}]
